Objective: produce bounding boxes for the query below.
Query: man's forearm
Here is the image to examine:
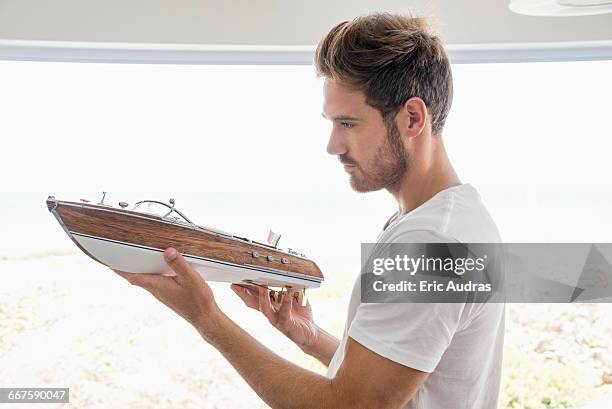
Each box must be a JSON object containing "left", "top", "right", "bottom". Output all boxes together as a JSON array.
[
  {"left": 300, "top": 325, "right": 340, "bottom": 367},
  {"left": 119, "top": 249, "right": 421, "bottom": 409},
  {"left": 197, "top": 310, "right": 349, "bottom": 409}
]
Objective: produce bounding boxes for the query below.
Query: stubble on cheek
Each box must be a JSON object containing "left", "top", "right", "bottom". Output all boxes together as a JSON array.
[{"left": 349, "top": 137, "right": 407, "bottom": 193}]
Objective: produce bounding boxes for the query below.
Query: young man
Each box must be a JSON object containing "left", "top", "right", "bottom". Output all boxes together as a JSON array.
[{"left": 116, "top": 12, "right": 504, "bottom": 409}]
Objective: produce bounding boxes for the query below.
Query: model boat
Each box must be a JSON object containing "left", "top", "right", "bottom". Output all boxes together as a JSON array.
[{"left": 46, "top": 194, "right": 324, "bottom": 289}]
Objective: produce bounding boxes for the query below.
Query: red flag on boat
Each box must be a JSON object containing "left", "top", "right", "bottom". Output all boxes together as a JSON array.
[{"left": 267, "top": 230, "right": 281, "bottom": 246}]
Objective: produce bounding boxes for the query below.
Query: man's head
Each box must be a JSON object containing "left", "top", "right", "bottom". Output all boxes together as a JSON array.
[{"left": 315, "top": 13, "right": 453, "bottom": 193}]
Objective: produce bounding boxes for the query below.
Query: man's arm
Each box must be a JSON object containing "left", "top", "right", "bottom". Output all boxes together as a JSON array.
[
  {"left": 300, "top": 324, "right": 339, "bottom": 366},
  {"left": 116, "top": 248, "right": 428, "bottom": 409},
  {"left": 203, "top": 309, "right": 427, "bottom": 409}
]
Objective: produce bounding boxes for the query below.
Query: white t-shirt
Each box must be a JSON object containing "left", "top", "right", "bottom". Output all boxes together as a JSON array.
[{"left": 326, "top": 183, "right": 505, "bottom": 409}]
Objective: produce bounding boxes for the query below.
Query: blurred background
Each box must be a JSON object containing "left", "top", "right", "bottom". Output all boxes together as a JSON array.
[{"left": 0, "top": 60, "right": 611, "bottom": 408}]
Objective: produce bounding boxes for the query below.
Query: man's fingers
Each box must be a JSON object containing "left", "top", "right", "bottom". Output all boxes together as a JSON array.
[
  {"left": 276, "top": 289, "right": 293, "bottom": 328},
  {"left": 161, "top": 271, "right": 177, "bottom": 277},
  {"left": 289, "top": 289, "right": 305, "bottom": 307},
  {"left": 258, "top": 287, "right": 278, "bottom": 324},
  {"left": 230, "top": 283, "right": 258, "bottom": 298},
  {"left": 296, "top": 289, "right": 310, "bottom": 308},
  {"left": 113, "top": 269, "right": 171, "bottom": 292},
  {"left": 114, "top": 269, "right": 152, "bottom": 286},
  {"left": 163, "top": 248, "right": 200, "bottom": 285},
  {"left": 230, "top": 284, "right": 259, "bottom": 309},
  {"left": 234, "top": 283, "right": 262, "bottom": 294}
]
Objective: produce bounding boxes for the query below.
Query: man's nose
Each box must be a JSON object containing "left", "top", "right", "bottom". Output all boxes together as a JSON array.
[{"left": 326, "top": 127, "right": 346, "bottom": 156}]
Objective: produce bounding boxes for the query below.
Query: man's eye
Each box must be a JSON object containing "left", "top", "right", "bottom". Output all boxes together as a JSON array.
[{"left": 340, "top": 122, "right": 355, "bottom": 129}]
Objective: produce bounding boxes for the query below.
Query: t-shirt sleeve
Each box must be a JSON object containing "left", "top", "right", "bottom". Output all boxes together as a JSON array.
[{"left": 348, "top": 229, "right": 466, "bottom": 373}]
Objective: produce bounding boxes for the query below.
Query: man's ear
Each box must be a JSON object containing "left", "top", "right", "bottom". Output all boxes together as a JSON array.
[{"left": 401, "top": 97, "right": 428, "bottom": 139}]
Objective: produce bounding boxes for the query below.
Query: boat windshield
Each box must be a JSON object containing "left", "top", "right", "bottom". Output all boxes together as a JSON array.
[{"left": 132, "top": 200, "right": 193, "bottom": 224}]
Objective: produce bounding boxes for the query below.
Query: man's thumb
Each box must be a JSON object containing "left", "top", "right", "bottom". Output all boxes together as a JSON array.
[{"left": 164, "top": 248, "right": 194, "bottom": 280}]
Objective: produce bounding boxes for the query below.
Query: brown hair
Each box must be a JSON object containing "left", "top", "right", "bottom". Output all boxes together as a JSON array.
[{"left": 314, "top": 12, "right": 453, "bottom": 136}]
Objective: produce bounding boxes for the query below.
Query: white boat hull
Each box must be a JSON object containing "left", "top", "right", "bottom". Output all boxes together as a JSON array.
[{"left": 72, "top": 232, "right": 322, "bottom": 288}]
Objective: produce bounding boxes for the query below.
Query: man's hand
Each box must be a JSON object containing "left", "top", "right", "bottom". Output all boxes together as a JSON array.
[
  {"left": 231, "top": 283, "right": 318, "bottom": 350},
  {"left": 112, "top": 248, "right": 426, "bottom": 408},
  {"left": 113, "top": 248, "right": 220, "bottom": 335},
  {"left": 230, "top": 283, "right": 340, "bottom": 366}
]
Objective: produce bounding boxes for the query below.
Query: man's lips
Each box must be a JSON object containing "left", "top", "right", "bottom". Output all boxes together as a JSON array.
[{"left": 339, "top": 155, "right": 357, "bottom": 171}]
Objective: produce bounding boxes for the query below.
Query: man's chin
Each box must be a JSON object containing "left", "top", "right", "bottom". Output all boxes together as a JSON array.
[{"left": 348, "top": 175, "right": 383, "bottom": 193}]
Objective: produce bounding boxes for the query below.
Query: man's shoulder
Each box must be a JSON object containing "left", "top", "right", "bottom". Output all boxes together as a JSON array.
[{"left": 381, "top": 184, "right": 501, "bottom": 244}]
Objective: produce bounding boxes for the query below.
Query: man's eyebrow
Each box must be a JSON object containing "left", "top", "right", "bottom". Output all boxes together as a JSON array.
[{"left": 321, "top": 112, "right": 361, "bottom": 121}]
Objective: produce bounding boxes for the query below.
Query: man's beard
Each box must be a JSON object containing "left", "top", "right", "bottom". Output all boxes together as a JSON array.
[{"left": 347, "top": 119, "right": 408, "bottom": 193}]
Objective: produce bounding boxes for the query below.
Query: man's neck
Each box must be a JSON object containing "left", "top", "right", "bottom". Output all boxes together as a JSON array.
[{"left": 389, "top": 141, "right": 461, "bottom": 216}]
